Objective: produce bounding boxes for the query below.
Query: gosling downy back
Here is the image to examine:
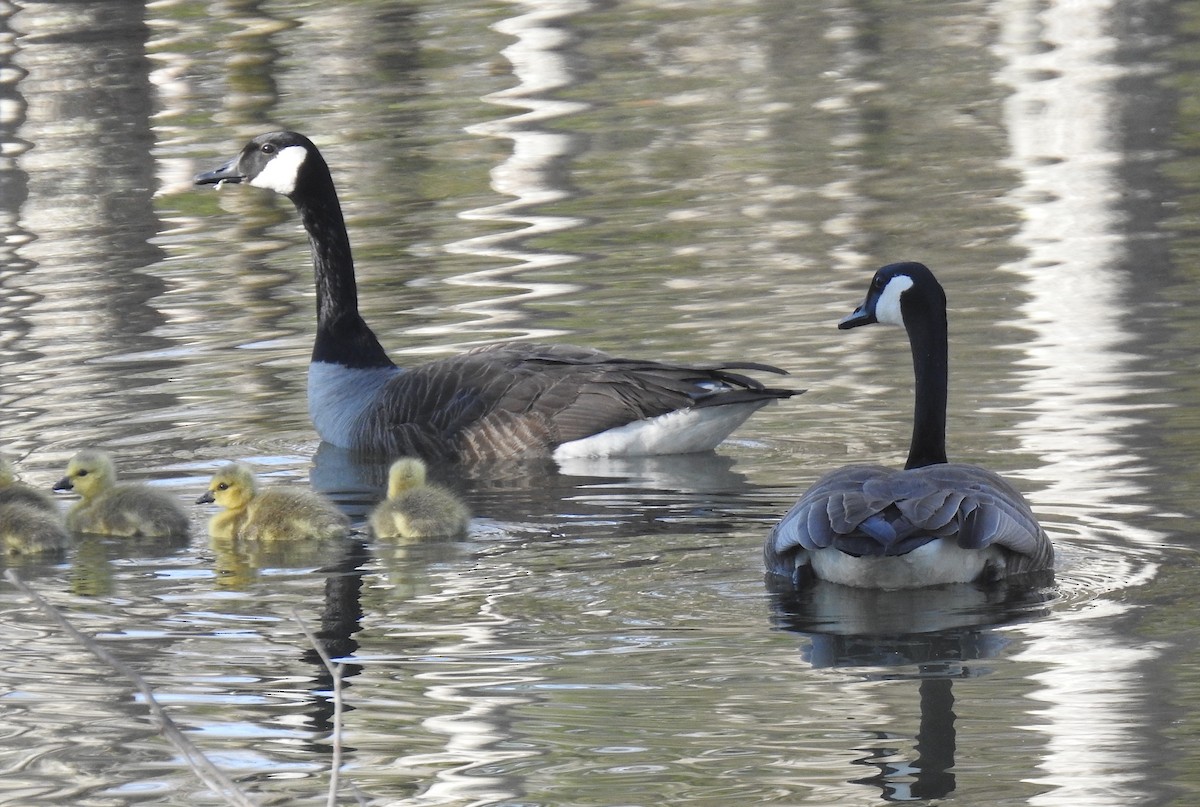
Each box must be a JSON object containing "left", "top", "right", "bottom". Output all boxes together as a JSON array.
[
  {"left": 196, "top": 132, "right": 800, "bottom": 463},
  {"left": 0, "top": 456, "right": 59, "bottom": 514},
  {"left": 370, "top": 457, "right": 470, "bottom": 540},
  {"left": 53, "top": 449, "right": 189, "bottom": 539},
  {"left": 0, "top": 501, "right": 70, "bottom": 555},
  {"left": 198, "top": 462, "right": 348, "bottom": 542},
  {"left": 765, "top": 262, "right": 1053, "bottom": 590}
]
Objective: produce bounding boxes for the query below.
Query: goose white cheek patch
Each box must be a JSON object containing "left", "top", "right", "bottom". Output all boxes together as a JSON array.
[
  {"left": 250, "top": 145, "right": 307, "bottom": 195},
  {"left": 875, "top": 274, "right": 914, "bottom": 326}
]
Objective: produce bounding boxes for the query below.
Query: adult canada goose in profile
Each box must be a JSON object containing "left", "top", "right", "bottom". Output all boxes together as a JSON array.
[
  {"left": 53, "top": 450, "right": 189, "bottom": 539},
  {"left": 195, "top": 131, "right": 799, "bottom": 463},
  {"left": 197, "top": 462, "right": 349, "bottom": 542},
  {"left": 764, "top": 262, "right": 1053, "bottom": 590},
  {"left": 370, "top": 457, "right": 470, "bottom": 540}
]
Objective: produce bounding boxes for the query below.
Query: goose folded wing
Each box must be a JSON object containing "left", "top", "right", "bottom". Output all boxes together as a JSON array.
[
  {"left": 363, "top": 348, "right": 566, "bottom": 460},
  {"left": 766, "top": 465, "right": 892, "bottom": 556},
  {"left": 956, "top": 487, "right": 1048, "bottom": 556},
  {"left": 906, "top": 464, "right": 1047, "bottom": 557},
  {"left": 364, "top": 342, "right": 793, "bottom": 461},
  {"left": 768, "top": 464, "right": 1039, "bottom": 563}
]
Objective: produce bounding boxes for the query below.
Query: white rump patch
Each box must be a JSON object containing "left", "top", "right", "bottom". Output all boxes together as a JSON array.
[
  {"left": 875, "top": 273, "right": 914, "bottom": 326},
  {"left": 308, "top": 362, "right": 400, "bottom": 448},
  {"left": 804, "top": 540, "right": 1004, "bottom": 589},
  {"left": 250, "top": 145, "right": 308, "bottom": 195},
  {"left": 552, "top": 401, "right": 771, "bottom": 460}
]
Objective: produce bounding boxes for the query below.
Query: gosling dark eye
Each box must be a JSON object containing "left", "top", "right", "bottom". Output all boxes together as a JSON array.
[
  {"left": 77, "top": 470, "right": 88, "bottom": 477},
  {"left": 217, "top": 483, "right": 229, "bottom": 491},
  {"left": 261, "top": 143, "right": 276, "bottom": 155}
]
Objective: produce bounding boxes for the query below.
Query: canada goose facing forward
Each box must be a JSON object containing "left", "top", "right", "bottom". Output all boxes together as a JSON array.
[
  {"left": 195, "top": 131, "right": 799, "bottom": 463},
  {"left": 198, "top": 462, "right": 349, "bottom": 542},
  {"left": 53, "top": 450, "right": 189, "bottom": 539},
  {"left": 764, "top": 262, "right": 1053, "bottom": 590},
  {"left": 370, "top": 457, "right": 470, "bottom": 540}
]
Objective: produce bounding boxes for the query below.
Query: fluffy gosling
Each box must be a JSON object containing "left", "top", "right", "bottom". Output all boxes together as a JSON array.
[
  {"left": 0, "top": 456, "right": 68, "bottom": 554},
  {"left": 0, "top": 455, "right": 59, "bottom": 514},
  {"left": 53, "top": 449, "right": 189, "bottom": 539},
  {"left": 0, "top": 501, "right": 70, "bottom": 555},
  {"left": 197, "top": 462, "right": 348, "bottom": 542},
  {"left": 370, "top": 457, "right": 470, "bottom": 540}
]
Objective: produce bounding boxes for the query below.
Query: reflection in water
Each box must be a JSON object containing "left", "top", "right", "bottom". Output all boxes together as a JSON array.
[
  {"left": 0, "top": 3, "right": 35, "bottom": 405},
  {"left": 334, "top": 4, "right": 594, "bottom": 802},
  {"left": 1, "top": 0, "right": 1197, "bottom": 803},
  {"left": 391, "top": 580, "right": 538, "bottom": 805},
  {"left": 847, "top": 678, "right": 956, "bottom": 802},
  {"left": 994, "top": 0, "right": 1168, "bottom": 563},
  {"left": 301, "top": 537, "right": 369, "bottom": 750},
  {"left": 771, "top": 578, "right": 1052, "bottom": 649},
  {"left": 2, "top": 3, "right": 182, "bottom": 466},
  {"left": 993, "top": 1, "right": 1167, "bottom": 804},
  {"left": 443, "top": 0, "right": 591, "bottom": 346},
  {"left": 1014, "top": 599, "right": 1164, "bottom": 807},
  {"left": 771, "top": 578, "right": 1051, "bottom": 803}
]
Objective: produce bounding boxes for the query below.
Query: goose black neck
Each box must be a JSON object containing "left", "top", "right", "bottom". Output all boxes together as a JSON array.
[
  {"left": 903, "top": 290, "right": 949, "bottom": 470},
  {"left": 290, "top": 172, "right": 394, "bottom": 370}
]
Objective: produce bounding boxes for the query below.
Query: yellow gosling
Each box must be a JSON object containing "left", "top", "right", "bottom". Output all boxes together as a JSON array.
[
  {"left": 370, "top": 457, "right": 469, "bottom": 540},
  {"left": 197, "top": 462, "right": 348, "bottom": 542},
  {"left": 0, "top": 501, "right": 69, "bottom": 555},
  {"left": 53, "top": 449, "right": 189, "bottom": 539},
  {"left": 0, "top": 455, "right": 59, "bottom": 514}
]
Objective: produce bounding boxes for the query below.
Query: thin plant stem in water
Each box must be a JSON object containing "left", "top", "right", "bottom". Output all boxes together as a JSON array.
[
  {"left": 291, "top": 607, "right": 355, "bottom": 807},
  {"left": 3, "top": 569, "right": 258, "bottom": 807}
]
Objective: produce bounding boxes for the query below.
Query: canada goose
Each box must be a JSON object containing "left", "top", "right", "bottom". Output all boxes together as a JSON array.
[
  {"left": 197, "top": 462, "right": 349, "bottom": 542},
  {"left": 370, "top": 457, "right": 470, "bottom": 540},
  {"left": 53, "top": 450, "right": 190, "bottom": 539},
  {"left": 195, "top": 131, "right": 799, "bottom": 463},
  {"left": 0, "top": 501, "right": 70, "bottom": 555},
  {"left": 0, "top": 455, "right": 59, "bottom": 514},
  {"left": 764, "top": 262, "right": 1053, "bottom": 589}
]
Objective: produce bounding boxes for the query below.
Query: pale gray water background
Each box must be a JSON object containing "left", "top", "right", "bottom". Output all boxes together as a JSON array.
[{"left": 0, "top": 0, "right": 1197, "bottom": 804}]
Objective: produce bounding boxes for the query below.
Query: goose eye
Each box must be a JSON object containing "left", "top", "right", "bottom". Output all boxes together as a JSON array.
[
  {"left": 217, "top": 482, "right": 229, "bottom": 491},
  {"left": 76, "top": 469, "right": 88, "bottom": 477},
  {"left": 261, "top": 143, "right": 276, "bottom": 155}
]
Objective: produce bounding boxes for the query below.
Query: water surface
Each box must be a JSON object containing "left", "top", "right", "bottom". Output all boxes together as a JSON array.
[{"left": 0, "top": 0, "right": 1196, "bottom": 804}]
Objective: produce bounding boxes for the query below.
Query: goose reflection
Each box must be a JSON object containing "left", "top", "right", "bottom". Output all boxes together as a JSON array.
[
  {"left": 296, "top": 536, "right": 369, "bottom": 753},
  {"left": 313, "top": 441, "right": 760, "bottom": 536},
  {"left": 848, "top": 678, "right": 957, "bottom": 802},
  {"left": 214, "top": 528, "right": 371, "bottom": 757},
  {"left": 770, "top": 578, "right": 1052, "bottom": 801}
]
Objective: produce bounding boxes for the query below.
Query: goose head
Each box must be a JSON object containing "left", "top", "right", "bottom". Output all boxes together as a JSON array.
[
  {"left": 839, "top": 261, "right": 950, "bottom": 470},
  {"left": 53, "top": 450, "right": 117, "bottom": 500},
  {"left": 839, "top": 261, "right": 944, "bottom": 331},
  {"left": 194, "top": 131, "right": 324, "bottom": 198},
  {"left": 386, "top": 458, "right": 429, "bottom": 498},
  {"left": 197, "top": 463, "right": 258, "bottom": 510}
]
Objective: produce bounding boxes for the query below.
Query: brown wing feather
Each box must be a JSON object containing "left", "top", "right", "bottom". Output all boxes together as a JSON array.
[{"left": 358, "top": 342, "right": 796, "bottom": 461}]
